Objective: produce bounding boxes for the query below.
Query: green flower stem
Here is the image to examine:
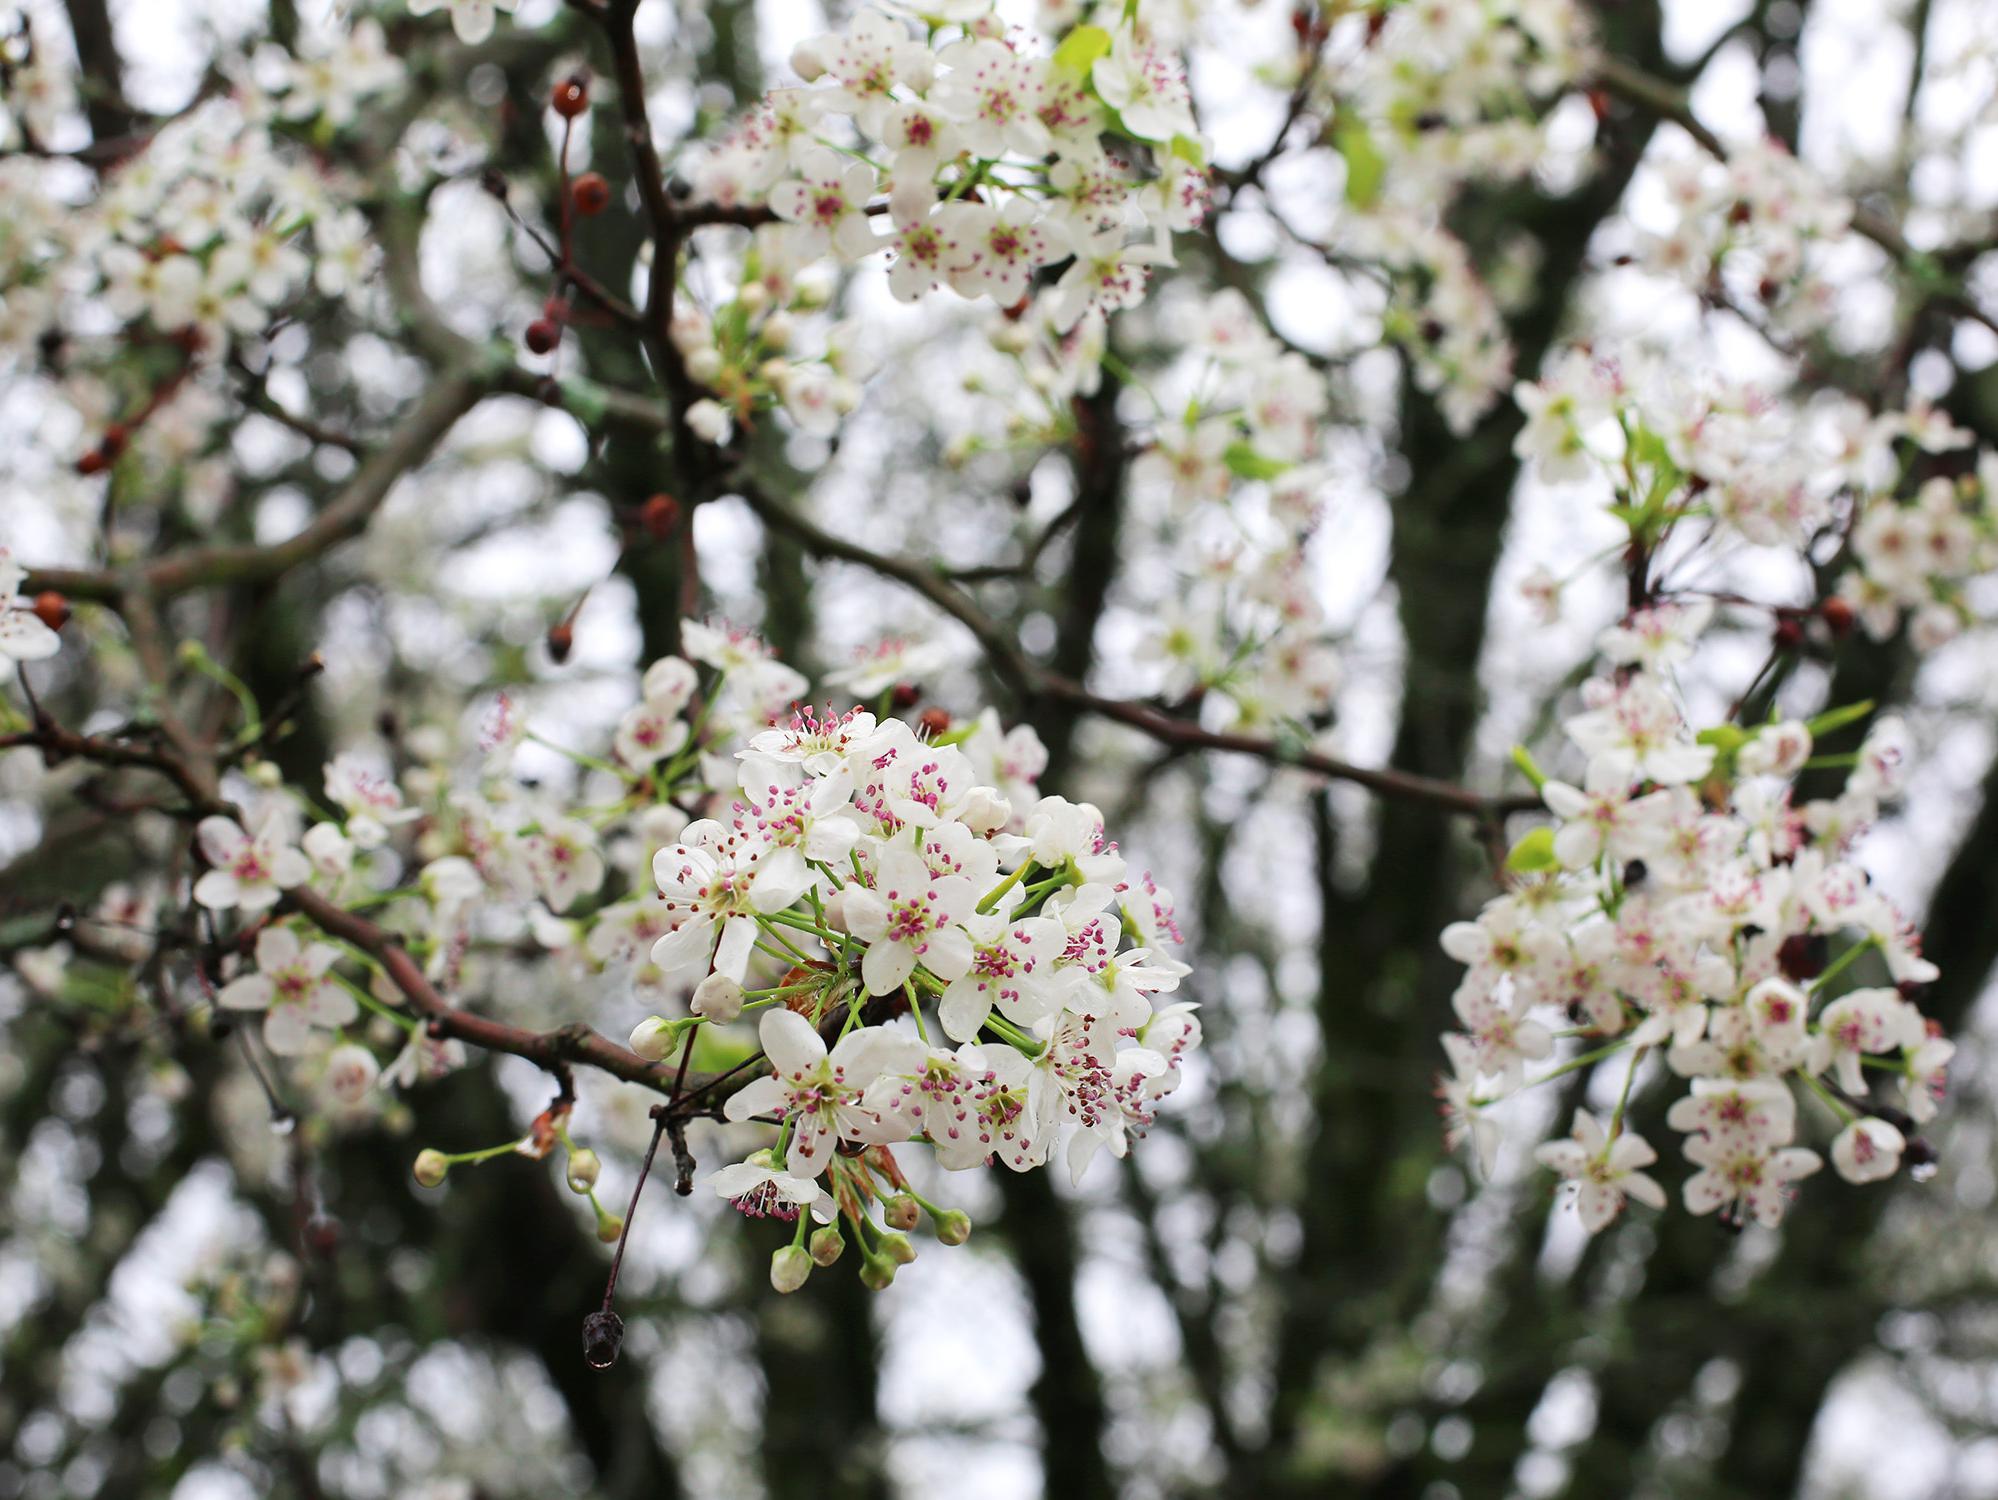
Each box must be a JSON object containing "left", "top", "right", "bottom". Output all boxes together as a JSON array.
[
  {"left": 1608, "top": 1045, "right": 1649, "bottom": 1140},
  {"left": 333, "top": 971, "right": 418, "bottom": 1033},
  {"left": 982, "top": 1014, "right": 1043, "bottom": 1057},
  {"left": 977, "top": 860, "right": 1036, "bottom": 915},
  {"left": 1478, "top": 1036, "right": 1635, "bottom": 1107},
  {"left": 1811, "top": 936, "right": 1878, "bottom": 995},
  {"left": 525, "top": 730, "right": 634, "bottom": 782},
  {"left": 444, "top": 1137, "right": 531, "bottom": 1167},
  {"left": 1798, "top": 1068, "right": 1857, "bottom": 1126}
]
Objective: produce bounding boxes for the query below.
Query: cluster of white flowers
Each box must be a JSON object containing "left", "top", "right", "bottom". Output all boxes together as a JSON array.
[
  {"left": 1283, "top": 0, "right": 1592, "bottom": 432},
  {"left": 1440, "top": 625, "right": 1951, "bottom": 1232},
  {"left": 0, "top": 15, "right": 395, "bottom": 478},
  {"left": 1637, "top": 141, "right": 1858, "bottom": 336},
  {"left": 1121, "top": 290, "right": 1342, "bottom": 729},
  {"left": 80, "top": 616, "right": 1199, "bottom": 1285},
  {"left": 669, "top": 4, "right": 1208, "bottom": 444},
  {"left": 1514, "top": 345, "right": 1996, "bottom": 649},
  {"left": 1842, "top": 458, "right": 1998, "bottom": 651}
]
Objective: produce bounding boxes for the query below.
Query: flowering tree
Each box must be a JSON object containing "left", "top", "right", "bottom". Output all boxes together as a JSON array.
[{"left": 4, "top": 1, "right": 1997, "bottom": 1496}]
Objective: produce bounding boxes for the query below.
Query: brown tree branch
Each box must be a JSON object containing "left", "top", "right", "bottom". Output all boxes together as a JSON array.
[{"left": 730, "top": 477, "right": 1533, "bottom": 819}]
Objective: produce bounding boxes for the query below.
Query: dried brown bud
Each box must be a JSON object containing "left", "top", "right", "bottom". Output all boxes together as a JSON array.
[
  {"left": 552, "top": 76, "right": 589, "bottom": 118},
  {"left": 77, "top": 448, "right": 109, "bottom": 476},
  {"left": 582, "top": 1309, "right": 624, "bottom": 1369},
  {"left": 547, "top": 620, "right": 575, "bottom": 664},
  {"left": 571, "top": 172, "right": 612, "bottom": 217},
  {"left": 524, "top": 318, "right": 561, "bottom": 355},
  {"left": 917, "top": 707, "right": 951, "bottom": 738},
  {"left": 32, "top": 592, "right": 70, "bottom": 631},
  {"left": 1820, "top": 595, "right": 1855, "bottom": 637},
  {"left": 1772, "top": 616, "right": 1805, "bottom": 652},
  {"left": 1778, "top": 932, "right": 1828, "bottom": 983}
]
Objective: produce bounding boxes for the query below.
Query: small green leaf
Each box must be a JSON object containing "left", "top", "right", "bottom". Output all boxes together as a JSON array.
[
  {"left": 1223, "top": 441, "right": 1290, "bottom": 480},
  {"left": 1504, "top": 827, "right": 1559, "bottom": 875},
  {"left": 1331, "top": 112, "right": 1385, "bottom": 208},
  {"left": 1054, "top": 24, "right": 1113, "bottom": 76},
  {"left": 1169, "top": 132, "right": 1207, "bottom": 168}
]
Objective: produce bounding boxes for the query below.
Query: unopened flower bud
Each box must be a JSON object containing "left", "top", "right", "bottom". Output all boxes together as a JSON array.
[
  {"left": 596, "top": 1213, "right": 625, "bottom": 1244},
  {"left": 629, "top": 1015, "right": 679, "bottom": 1061},
  {"left": 686, "top": 399, "right": 731, "bottom": 445},
  {"left": 793, "top": 268, "right": 835, "bottom": 308},
  {"left": 932, "top": 1209, "right": 972, "bottom": 1246},
  {"left": 32, "top": 592, "right": 70, "bottom": 631},
  {"left": 691, "top": 973, "right": 745, "bottom": 1023},
  {"left": 879, "top": 1231, "right": 916, "bottom": 1266},
  {"left": 685, "top": 347, "right": 724, "bottom": 383},
  {"left": 883, "top": 1194, "right": 919, "bottom": 1231},
  {"left": 770, "top": 1244, "right": 813, "bottom": 1293},
  {"left": 760, "top": 312, "right": 795, "bottom": 352},
  {"left": 566, "top": 1148, "right": 601, "bottom": 1194},
  {"left": 859, "top": 1251, "right": 897, "bottom": 1290},
  {"left": 789, "top": 39, "right": 828, "bottom": 81},
  {"left": 809, "top": 1223, "right": 845, "bottom": 1266},
  {"left": 412, "top": 1149, "right": 450, "bottom": 1188},
  {"left": 248, "top": 760, "right": 283, "bottom": 788},
  {"left": 738, "top": 281, "right": 771, "bottom": 313},
  {"left": 546, "top": 619, "right": 575, "bottom": 663}
]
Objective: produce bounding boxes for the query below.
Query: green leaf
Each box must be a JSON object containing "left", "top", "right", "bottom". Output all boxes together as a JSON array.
[
  {"left": 1223, "top": 441, "right": 1290, "bottom": 480},
  {"left": 1806, "top": 699, "right": 1876, "bottom": 739},
  {"left": 1331, "top": 113, "right": 1385, "bottom": 208},
  {"left": 1169, "top": 132, "right": 1207, "bottom": 168},
  {"left": 1054, "top": 24, "right": 1113, "bottom": 76},
  {"left": 1504, "top": 827, "right": 1559, "bottom": 875}
]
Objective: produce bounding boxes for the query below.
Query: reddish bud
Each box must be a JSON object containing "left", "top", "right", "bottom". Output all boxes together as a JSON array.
[
  {"left": 524, "top": 318, "right": 561, "bottom": 355},
  {"left": 547, "top": 620, "right": 575, "bottom": 664},
  {"left": 639, "top": 493, "right": 681, "bottom": 539},
  {"left": 552, "top": 76, "right": 589, "bottom": 118},
  {"left": 304, "top": 1215, "right": 342, "bottom": 1257},
  {"left": 1587, "top": 86, "right": 1611, "bottom": 122},
  {"left": 76, "top": 448, "right": 108, "bottom": 476},
  {"left": 1772, "top": 616, "right": 1805, "bottom": 651},
  {"left": 32, "top": 592, "right": 70, "bottom": 631},
  {"left": 1820, "top": 595, "right": 1855, "bottom": 637},
  {"left": 891, "top": 683, "right": 922, "bottom": 710},
  {"left": 571, "top": 172, "right": 612, "bottom": 216}
]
